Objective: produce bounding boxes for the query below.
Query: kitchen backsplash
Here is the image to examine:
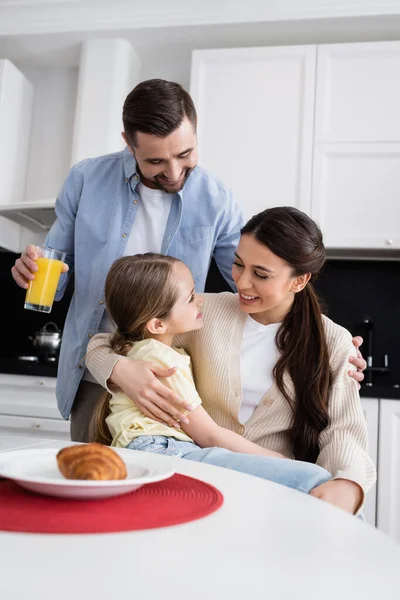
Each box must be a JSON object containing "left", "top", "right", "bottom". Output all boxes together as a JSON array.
[
  {"left": 1, "top": 252, "right": 399, "bottom": 391},
  {"left": 0, "top": 251, "right": 73, "bottom": 361},
  {"left": 206, "top": 257, "right": 400, "bottom": 391}
]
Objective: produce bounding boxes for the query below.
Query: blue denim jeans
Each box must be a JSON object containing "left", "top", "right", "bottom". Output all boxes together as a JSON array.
[{"left": 126, "top": 435, "right": 332, "bottom": 494}]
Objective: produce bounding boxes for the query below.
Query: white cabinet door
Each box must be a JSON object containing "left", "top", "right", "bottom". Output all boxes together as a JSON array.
[
  {"left": 190, "top": 46, "right": 316, "bottom": 219},
  {"left": 315, "top": 42, "right": 400, "bottom": 142},
  {"left": 0, "top": 374, "right": 69, "bottom": 441},
  {"left": 0, "top": 374, "right": 60, "bottom": 419},
  {"left": 0, "top": 59, "right": 34, "bottom": 206},
  {"left": 377, "top": 400, "right": 400, "bottom": 542},
  {"left": 0, "top": 414, "right": 70, "bottom": 441},
  {"left": 311, "top": 144, "right": 400, "bottom": 248},
  {"left": 0, "top": 215, "right": 20, "bottom": 252},
  {"left": 360, "top": 398, "right": 379, "bottom": 526}
]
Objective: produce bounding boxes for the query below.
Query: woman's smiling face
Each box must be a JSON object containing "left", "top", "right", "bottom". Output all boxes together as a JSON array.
[{"left": 231, "top": 234, "right": 310, "bottom": 324}]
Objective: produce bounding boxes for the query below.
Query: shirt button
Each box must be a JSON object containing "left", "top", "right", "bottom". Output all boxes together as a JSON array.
[
  {"left": 124, "top": 177, "right": 129, "bottom": 183},
  {"left": 133, "top": 200, "right": 138, "bottom": 205},
  {"left": 99, "top": 300, "right": 104, "bottom": 305},
  {"left": 264, "top": 398, "right": 273, "bottom": 406},
  {"left": 133, "top": 174, "right": 139, "bottom": 181},
  {"left": 88, "top": 333, "right": 93, "bottom": 339},
  {"left": 122, "top": 233, "right": 127, "bottom": 238}
]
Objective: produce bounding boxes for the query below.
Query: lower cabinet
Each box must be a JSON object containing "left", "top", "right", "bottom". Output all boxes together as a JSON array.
[
  {"left": 360, "top": 398, "right": 379, "bottom": 526},
  {"left": 377, "top": 400, "right": 400, "bottom": 543},
  {"left": 0, "top": 414, "right": 70, "bottom": 440},
  {"left": 360, "top": 397, "right": 400, "bottom": 542},
  {"left": 0, "top": 374, "right": 70, "bottom": 441}
]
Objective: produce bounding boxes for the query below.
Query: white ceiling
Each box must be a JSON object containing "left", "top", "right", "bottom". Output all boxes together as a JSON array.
[
  {"left": 1, "top": 14, "right": 400, "bottom": 71},
  {"left": 1, "top": 0, "right": 400, "bottom": 37}
]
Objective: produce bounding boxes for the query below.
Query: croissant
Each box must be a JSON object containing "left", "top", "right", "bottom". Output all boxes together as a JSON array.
[{"left": 57, "top": 443, "right": 127, "bottom": 481}]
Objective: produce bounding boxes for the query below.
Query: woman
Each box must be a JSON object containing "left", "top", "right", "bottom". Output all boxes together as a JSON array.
[{"left": 87, "top": 207, "right": 376, "bottom": 514}]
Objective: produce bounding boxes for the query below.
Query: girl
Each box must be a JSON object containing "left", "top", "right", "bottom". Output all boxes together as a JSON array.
[
  {"left": 89, "top": 252, "right": 332, "bottom": 496},
  {"left": 88, "top": 207, "right": 376, "bottom": 513}
]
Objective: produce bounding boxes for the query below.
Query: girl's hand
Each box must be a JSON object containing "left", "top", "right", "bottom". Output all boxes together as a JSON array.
[
  {"left": 349, "top": 336, "right": 367, "bottom": 386},
  {"left": 110, "top": 358, "right": 193, "bottom": 429},
  {"left": 309, "top": 479, "right": 363, "bottom": 514}
]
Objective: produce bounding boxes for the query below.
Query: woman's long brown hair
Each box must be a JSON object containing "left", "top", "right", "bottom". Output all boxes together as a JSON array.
[
  {"left": 88, "top": 253, "right": 181, "bottom": 444},
  {"left": 241, "top": 207, "right": 331, "bottom": 463}
]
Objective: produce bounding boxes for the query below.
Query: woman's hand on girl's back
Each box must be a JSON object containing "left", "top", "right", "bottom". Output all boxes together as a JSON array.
[
  {"left": 110, "top": 358, "right": 193, "bottom": 429},
  {"left": 349, "top": 336, "right": 367, "bottom": 385}
]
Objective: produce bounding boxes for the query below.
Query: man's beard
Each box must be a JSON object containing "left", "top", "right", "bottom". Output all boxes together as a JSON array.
[{"left": 137, "top": 166, "right": 194, "bottom": 194}]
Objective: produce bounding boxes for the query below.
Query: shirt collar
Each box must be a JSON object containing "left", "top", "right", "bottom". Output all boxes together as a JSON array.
[{"left": 123, "top": 146, "right": 138, "bottom": 181}]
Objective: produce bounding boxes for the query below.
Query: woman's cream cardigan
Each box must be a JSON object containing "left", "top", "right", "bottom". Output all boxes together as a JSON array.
[{"left": 86, "top": 292, "right": 376, "bottom": 495}]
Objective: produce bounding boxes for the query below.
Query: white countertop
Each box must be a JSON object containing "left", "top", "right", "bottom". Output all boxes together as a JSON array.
[{"left": 1, "top": 436, "right": 400, "bottom": 600}]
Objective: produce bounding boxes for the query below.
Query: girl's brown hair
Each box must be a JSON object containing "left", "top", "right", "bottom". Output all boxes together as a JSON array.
[
  {"left": 241, "top": 207, "right": 331, "bottom": 463},
  {"left": 89, "top": 253, "right": 181, "bottom": 444}
]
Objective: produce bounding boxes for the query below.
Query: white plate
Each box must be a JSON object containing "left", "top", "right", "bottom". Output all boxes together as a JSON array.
[{"left": 0, "top": 448, "right": 175, "bottom": 500}]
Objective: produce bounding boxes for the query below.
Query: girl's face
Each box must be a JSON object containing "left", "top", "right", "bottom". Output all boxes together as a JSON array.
[
  {"left": 232, "top": 234, "right": 310, "bottom": 325},
  {"left": 164, "top": 261, "right": 204, "bottom": 335}
]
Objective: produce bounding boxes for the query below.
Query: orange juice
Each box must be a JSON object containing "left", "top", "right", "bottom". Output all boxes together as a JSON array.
[{"left": 25, "top": 257, "right": 64, "bottom": 313}]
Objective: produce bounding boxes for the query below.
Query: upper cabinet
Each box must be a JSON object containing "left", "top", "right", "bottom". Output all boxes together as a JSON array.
[
  {"left": 191, "top": 41, "right": 400, "bottom": 249},
  {"left": 315, "top": 42, "right": 400, "bottom": 143},
  {"left": 0, "top": 59, "right": 34, "bottom": 206},
  {"left": 190, "top": 46, "right": 317, "bottom": 220},
  {"left": 311, "top": 143, "right": 400, "bottom": 249},
  {"left": 311, "top": 42, "right": 400, "bottom": 249},
  {"left": 0, "top": 60, "right": 34, "bottom": 251}
]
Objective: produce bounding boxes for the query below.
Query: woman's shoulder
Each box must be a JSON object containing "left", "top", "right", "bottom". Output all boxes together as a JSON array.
[
  {"left": 321, "top": 315, "right": 356, "bottom": 372},
  {"left": 202, "top": 292, "right": 240, "bottom": 318},
  {"left": 321, "top": 314, "right": 353, "bottom": 346}
]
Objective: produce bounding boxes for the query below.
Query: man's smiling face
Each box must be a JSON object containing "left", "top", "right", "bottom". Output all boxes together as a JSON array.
[{"left": 125, "top": 117, "right": 198, "bottom": 193}]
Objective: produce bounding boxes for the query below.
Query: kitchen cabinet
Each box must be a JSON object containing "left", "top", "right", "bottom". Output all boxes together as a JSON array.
[
  {"left": 360, "top": 398, "right": 379, "bottom": 526},
  {"left": 0, "top": 374, "right": 69, "bottom": 441},
  {"left": 0, "top": 414, "right": 70, "bottom": 441},
  {"left": 191, "top": 41, "right": 400, "bottom": 249},
  {"left": 0, "top": 59, "right": 34, "bottom": 251},
  {"left": 0, "top": 216, "right": 20, "bottom": 252},
  {"left": 311, "top": 41, "right": 400, "bottom": 249},
  {"left": 315, "top": 42, "right": 400, "bottom": 143},
  {"left": 311, "top": 144, "right": 400, "bottom": 249},
  {"left": 377, "top": 400, "right": 400, "bottom": 543},
  {"left": 190, "top": 45, "right": 316, "bottom": 219},
  {"left": 0, "top": 59, "right": 34, "bottom": 207}
]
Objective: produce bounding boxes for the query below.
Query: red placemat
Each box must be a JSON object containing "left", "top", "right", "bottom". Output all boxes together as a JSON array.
[{"left": 0, "top": 474, "right": 223, "bottom": 535}]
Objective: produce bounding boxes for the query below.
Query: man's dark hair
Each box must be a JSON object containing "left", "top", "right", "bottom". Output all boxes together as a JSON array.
[{"left": 122, "top": 79, "right": 197, "bottom": 147}]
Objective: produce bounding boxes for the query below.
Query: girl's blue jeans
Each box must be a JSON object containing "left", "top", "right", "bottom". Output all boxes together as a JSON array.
[{"left": 126, "top": 435, "right": 332, "bottom": 494}]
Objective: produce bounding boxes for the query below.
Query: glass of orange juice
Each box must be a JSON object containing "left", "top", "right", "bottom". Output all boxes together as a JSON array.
[{"left": 24, "top": 246, "right": 66, "bottom": 313}]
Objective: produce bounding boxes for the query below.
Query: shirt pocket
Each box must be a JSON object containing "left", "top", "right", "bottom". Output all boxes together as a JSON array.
[{"left": 175, "top": 226, "right": 213, "bottom": 278}]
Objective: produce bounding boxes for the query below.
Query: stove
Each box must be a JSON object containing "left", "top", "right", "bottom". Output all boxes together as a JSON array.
[{"left": 17, "top": 355, "right": 57, "bottom": 364}]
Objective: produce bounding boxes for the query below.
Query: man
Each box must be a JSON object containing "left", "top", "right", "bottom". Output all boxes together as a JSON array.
[{"left": 11, "top": 79, "right": 366, "bottom": 441}]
